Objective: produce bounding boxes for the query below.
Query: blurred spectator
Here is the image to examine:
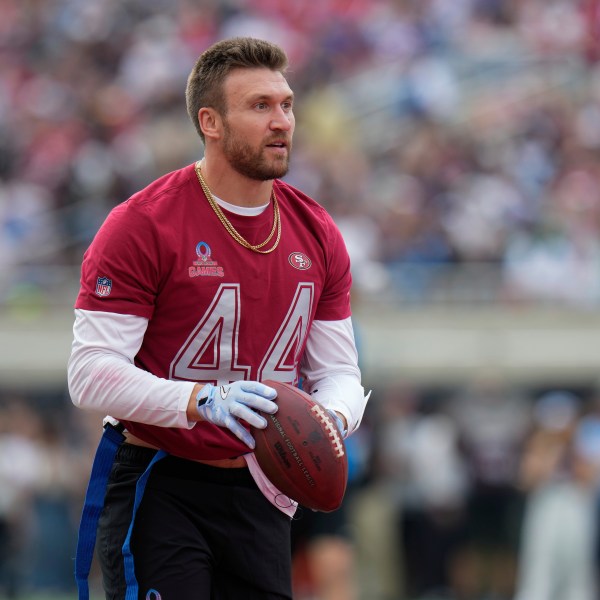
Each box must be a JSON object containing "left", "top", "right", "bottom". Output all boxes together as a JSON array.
[
  {"left": 23, "top": 415, "right": 86, "bottom": 595},
  {"left": 395, "top": 395, "right": 470, "bottom": 599},
  {"left": 447, "top": 375, "right": 531, "bottom": 599},
  {"left": 0, "top": 395, "right": 95, "bottom": 598},
  {"left": 353, "top": 383, "right": 420, "bottom": 600},
  {"left": 514, "top": 391, "right": 600, "bottom": 600},
  {"left": 0, "top": 398, "right": 50, "bottom": 597}
]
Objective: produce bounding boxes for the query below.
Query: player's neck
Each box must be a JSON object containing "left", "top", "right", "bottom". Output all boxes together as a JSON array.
[{"left": 198, "top": 158, "right": 274, "bottom": 208}]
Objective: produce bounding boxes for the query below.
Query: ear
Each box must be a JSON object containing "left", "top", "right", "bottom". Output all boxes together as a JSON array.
[{"left": 199, "top": 107, "right": 222, "bottom": 141}]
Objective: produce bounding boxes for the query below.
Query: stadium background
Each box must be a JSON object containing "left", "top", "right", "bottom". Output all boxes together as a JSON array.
[{"left": 2, "top": 0, "right": 600, "bottom": 598}]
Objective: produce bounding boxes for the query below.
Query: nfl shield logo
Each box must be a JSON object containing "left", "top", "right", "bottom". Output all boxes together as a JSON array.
[{"left": 95, "top": 276, "right": 112, "bottom": 297}]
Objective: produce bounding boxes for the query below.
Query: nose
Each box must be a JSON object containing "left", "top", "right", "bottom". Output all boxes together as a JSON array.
[{"left": 270, "top": 107, "right": 293, "bottom": 131}]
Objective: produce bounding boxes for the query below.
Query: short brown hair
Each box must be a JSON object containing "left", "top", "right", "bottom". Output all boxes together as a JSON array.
[{"left": 186, "top": 37, "right": 289, "bottom": 142}]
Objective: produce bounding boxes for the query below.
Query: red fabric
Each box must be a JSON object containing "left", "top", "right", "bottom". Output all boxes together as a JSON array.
[
  {"left": 75, "top": 163, "right": 352, "bottom": 460},
  {"left": 121, "top": 419, "right": 249, "bottom": 460}
]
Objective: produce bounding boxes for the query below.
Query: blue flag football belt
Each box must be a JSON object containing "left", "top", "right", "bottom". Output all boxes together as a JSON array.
[{"left": 74, "top": 422, "right": 167, "bottom": 600}]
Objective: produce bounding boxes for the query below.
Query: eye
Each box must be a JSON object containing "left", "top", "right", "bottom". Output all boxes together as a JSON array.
[
  {"left": 255, "top": 102, "right": 268, "bottom": 111},
  {"left": 282, "top": 101, "right": 293, "bottom": 112}
]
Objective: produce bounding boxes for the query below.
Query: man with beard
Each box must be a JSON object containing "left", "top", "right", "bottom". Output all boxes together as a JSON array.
[{"left": 68, "top": 37, "right": 368, "bottom": 600}]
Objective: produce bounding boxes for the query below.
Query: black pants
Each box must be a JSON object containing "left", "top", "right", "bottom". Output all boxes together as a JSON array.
[{"left": 97, "top": 444, "right": 293, "bottom": 600}]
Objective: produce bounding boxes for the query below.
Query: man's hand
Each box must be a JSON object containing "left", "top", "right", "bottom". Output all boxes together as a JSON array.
[
  {"left": 328, "top": 409, "right": 348, "bottom": 439},
  {"left": 196, "top": 381, "right": 278, "bottom": 448}
]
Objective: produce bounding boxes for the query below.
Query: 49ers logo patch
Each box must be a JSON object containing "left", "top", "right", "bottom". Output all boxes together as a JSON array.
[{"left": 288, "top": 252, "right": 312, "bottom": 270}]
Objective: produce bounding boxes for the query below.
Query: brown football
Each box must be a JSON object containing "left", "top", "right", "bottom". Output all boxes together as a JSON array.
[{"left": 252, "top": 380, "right": 348, "bottom": 512}]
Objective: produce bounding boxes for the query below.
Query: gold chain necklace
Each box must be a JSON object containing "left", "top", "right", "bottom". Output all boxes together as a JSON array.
[{"left": 194, "top": 161, "right": 281, "bottom": 254}]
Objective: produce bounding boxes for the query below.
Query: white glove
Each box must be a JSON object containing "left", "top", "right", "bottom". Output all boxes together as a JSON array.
[
  {"left": 328, "top": 409, "right": 348, "bottom": 439},
  {"left": 196, "top": 381, "right": 278, "bottom": 449}
]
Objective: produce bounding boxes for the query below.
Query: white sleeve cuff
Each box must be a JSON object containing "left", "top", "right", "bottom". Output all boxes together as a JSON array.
[{"left": 306, "top": 374, "right": 370, "bottom": 436}]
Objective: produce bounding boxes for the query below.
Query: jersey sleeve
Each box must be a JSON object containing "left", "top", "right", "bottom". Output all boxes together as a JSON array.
[
  {"left": 75, "top": 200, "right": 159, "bottom": 318},
  {"left": 314, "top": 215, "right": 352, "bottom": 321}
]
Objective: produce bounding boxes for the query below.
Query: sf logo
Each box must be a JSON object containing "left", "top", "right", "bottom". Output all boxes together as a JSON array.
[{"left": 288, "top": 252, "right": 312, "bottom": 270}]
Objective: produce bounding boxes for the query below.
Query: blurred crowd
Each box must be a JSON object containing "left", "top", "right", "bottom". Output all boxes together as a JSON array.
[
  {"left": 4, "top": 381, "right": 600, "bottom": 599},
  {"left": 351, "top": 377, "right": 600, "bottom": 600},
  {"left": 2, "top": 0, "right": 600, "bottom": 308},
  {"left": 0, "top": 394, "right": 99, "bottom": 597},
  {"left": 3, "top": 1, "right": 600, "bottom": 599}
]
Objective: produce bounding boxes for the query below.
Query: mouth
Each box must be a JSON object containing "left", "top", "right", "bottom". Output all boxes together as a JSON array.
[{"left": 266, "top": 140, "right": 288, "bottom": 150}]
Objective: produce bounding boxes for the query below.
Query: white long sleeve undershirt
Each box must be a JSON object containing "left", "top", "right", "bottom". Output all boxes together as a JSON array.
[{"left": 68, "top": 309, "right": 368, "bottom": 435}]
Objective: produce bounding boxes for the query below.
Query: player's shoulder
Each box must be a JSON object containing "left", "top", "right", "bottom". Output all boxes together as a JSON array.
[
  {"left": 126, "top": 164, "right": 196, "bottom": 212},
  {"left": 274, "top": 178, "right": 322, "bottom": 208},
  {"left": 274, "top": 179, "right": 336, "bottom": 228},
  {"left": 99, "top": 165, "right": 197, "bottom": 239}
]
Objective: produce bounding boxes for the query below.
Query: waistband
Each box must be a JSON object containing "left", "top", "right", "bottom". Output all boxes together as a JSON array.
[
  {"left": 115, "top": 443, "right": 254, "bottom": 487},
  {"left": 115, "top": 442, "right": 158, "bottom": 464}
]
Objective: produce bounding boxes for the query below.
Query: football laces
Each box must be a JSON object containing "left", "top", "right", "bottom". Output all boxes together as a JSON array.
[{"left": 311, "top": 404, "right": 345, "bottom": 458}]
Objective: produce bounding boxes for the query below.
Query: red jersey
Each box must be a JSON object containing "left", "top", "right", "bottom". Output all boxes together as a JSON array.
[{"left": 75, "top": 163, "right": 352, "bottom": 460}]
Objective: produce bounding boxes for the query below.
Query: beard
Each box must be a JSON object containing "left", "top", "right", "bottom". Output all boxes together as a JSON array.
[{"left": 222, "top": 119, "right": 292, "bottom": 181}]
